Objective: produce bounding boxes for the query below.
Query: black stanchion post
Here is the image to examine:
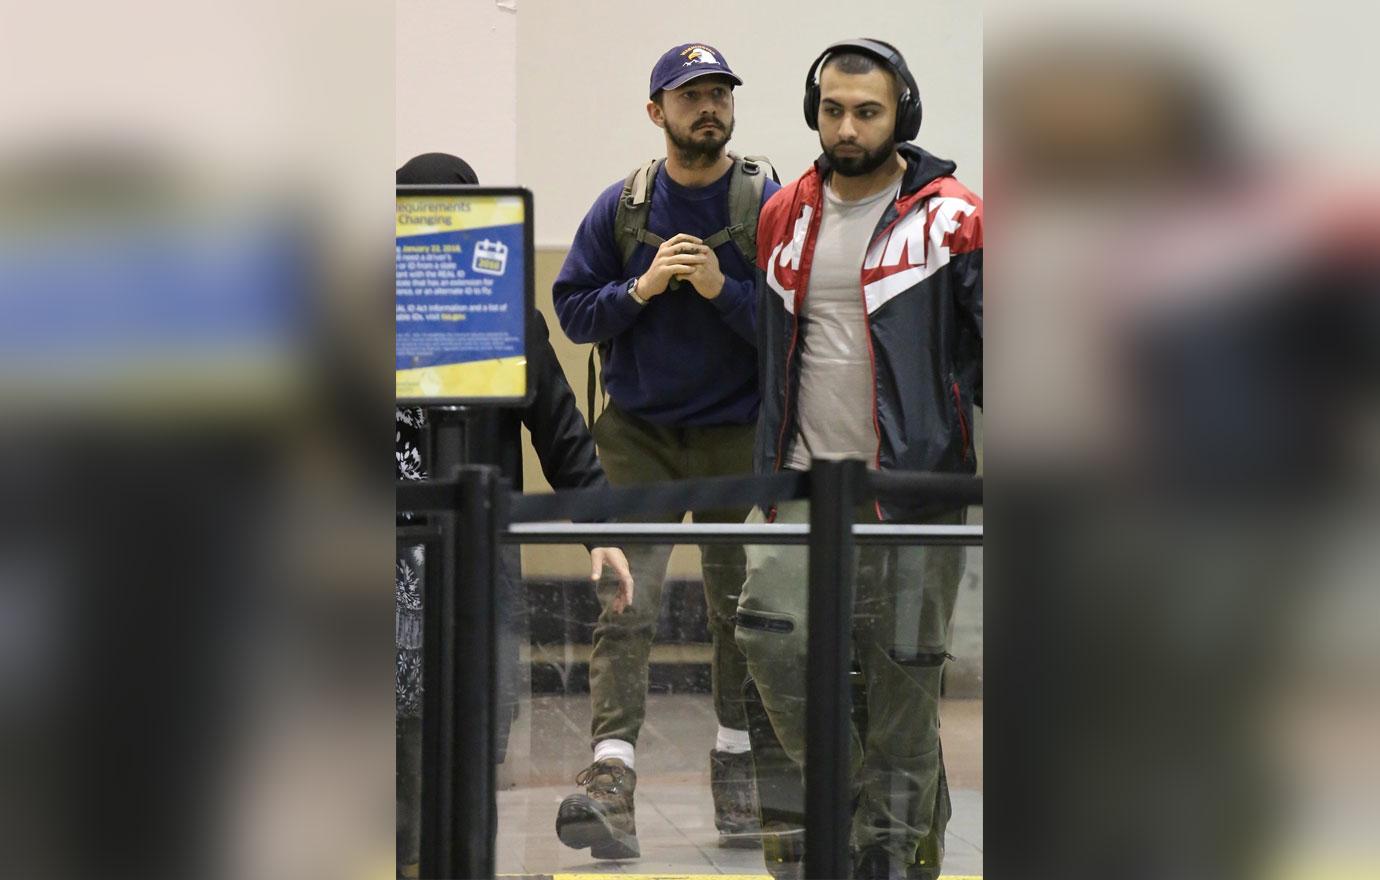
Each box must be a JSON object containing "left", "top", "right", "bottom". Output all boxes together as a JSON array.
[
  {"left": 417, "top": 465, "right": 501, "bottom": 880},
  {"left": 453, "top": 464, "right": 501, "bottom": 878},
  {"left": 419, "top": 503, "right": 457, "bottom": 878},
  {"left": 805, "top": 457, "right": 864, "bottom": 880},
  {"left": 416, "top": 407, "right": 469, "bottom": 878}
]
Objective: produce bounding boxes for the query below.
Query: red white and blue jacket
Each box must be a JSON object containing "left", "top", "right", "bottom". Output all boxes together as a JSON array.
[{"left": 754, "top": 143, "right": 983, "bottom": 519}]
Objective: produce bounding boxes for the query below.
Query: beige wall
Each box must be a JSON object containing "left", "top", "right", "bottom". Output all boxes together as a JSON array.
[{"left": 395, "top": 0, "right": 517, "bottom": 182}]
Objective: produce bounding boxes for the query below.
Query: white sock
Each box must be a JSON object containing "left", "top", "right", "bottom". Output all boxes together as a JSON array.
[
  {"left": 715, "top": 725, "right": 752, "bottom": 754},
  {"left": 593, "top": 738, "right": 635, "bottom": 769}
]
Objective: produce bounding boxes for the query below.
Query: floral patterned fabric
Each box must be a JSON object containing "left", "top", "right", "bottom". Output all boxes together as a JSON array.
[{"left": 396, "top": 406, "right": 427, "bottom": 718}]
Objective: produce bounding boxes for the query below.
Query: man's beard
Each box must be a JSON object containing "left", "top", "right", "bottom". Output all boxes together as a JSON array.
[
  {"left": 668, "top": 116, "right": 734, "bottom": 165},
  {"left": 823, "top": 135, "right": 896, "bottom": 177}
]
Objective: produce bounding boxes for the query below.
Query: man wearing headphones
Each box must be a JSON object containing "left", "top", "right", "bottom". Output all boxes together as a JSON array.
[{"left": 736, "top": 39, "right": 982, "bottom": 880}]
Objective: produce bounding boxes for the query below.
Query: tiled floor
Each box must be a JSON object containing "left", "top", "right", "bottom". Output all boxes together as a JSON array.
[{"left": 495, "top": 694, "right": 983, "bottom": 877}]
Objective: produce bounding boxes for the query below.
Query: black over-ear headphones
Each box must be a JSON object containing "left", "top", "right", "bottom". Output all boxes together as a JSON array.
[{"left": 803, "top": 38, "right": 922, "bottom": 142}]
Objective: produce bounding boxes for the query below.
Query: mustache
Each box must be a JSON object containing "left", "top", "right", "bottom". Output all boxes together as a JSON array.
[{"left": 693, "top": 118, "right": 725, "bottom": 130}]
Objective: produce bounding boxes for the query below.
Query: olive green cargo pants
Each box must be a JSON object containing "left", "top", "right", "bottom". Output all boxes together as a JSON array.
[
  {"left": 587, "top": 403, "right": 755, "bottom": 747},
  {"left": 734, "top": 498, "right": 965, "bottom": 870}
]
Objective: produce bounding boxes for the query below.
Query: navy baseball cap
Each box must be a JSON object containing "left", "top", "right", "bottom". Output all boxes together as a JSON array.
[{"left": 649, "top": 42, "right": 742, "bottom": 97}]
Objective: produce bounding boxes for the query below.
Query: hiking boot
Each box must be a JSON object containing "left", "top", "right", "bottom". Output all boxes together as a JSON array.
[
  {"left": 710, "top": 748, "right": 762, "bottom": 848},
  {"left": 554, "top": 758, "right": 640, "bottom": 859}
]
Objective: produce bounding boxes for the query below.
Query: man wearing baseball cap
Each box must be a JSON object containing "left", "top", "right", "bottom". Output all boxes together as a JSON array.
[{"left": 551, "top": 42, "right": 779, "bottom": 859}]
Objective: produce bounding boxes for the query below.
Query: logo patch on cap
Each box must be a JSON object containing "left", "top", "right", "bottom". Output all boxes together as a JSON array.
[{"left": 681, "top": 45, "right": 720, "bottom": 67}]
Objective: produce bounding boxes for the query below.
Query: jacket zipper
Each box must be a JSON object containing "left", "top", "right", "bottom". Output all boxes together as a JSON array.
[
  {"left": 951, "top": 380, "right": 972, "bottom": 463},
  {"left": 861, "top": 225, "right": 887, "bottom": 521},
  {"left": 772, "top": 317, "right": 802, "bottom": 478},
  {"left": 859, "top": 197, "right": 911, "bottom": 522},
  {"left": 860, "top": 186, "right": 942, "bottom": 517},
  {"left": 770, "top": 192, "right": 824, "bottom": 520}
]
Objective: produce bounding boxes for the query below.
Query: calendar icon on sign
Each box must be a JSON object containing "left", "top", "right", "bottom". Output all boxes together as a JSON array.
[{"left": 472, "top": 239, "right": 509, "bottom": 276}]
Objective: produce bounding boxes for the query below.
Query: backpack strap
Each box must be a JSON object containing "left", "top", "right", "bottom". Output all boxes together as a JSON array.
[
  {"left": 614, "top": 154, "right": 778, "bottom": 262},
  {"left": 613, "top": 158, "right": 666, "bottom": 268},
  {"left": 595, "top": 158, "right": 666, "bottom": 423},
  {"left": 709, "top": 152, "right": 778, "bottom": 262}
]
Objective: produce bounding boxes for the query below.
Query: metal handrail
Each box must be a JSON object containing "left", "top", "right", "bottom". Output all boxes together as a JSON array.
[{"left": 503, "top": 521, "right": 983, "bottom": 545}]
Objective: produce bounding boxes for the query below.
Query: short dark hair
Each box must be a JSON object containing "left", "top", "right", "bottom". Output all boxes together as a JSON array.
[{"left": 821, "top": 50, "right": 901, "bottom": 101}]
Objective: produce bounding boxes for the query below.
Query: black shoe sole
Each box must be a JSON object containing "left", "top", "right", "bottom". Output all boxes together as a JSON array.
[{"left": 555, "top": 795, "right": 640, "bottom": 859}]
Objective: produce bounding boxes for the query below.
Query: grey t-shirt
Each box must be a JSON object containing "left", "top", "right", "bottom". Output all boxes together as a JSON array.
[{"left": 787, "top": 177, "right": 899, "bottom": 470}]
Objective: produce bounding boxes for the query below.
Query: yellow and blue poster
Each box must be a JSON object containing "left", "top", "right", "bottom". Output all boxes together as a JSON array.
[{"left": 395, "top": 188, "right": 532, "bottom": 403}]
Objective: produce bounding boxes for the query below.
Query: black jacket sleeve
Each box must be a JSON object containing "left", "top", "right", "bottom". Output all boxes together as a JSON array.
[{"left": 522, "top": 311, "right": 608, "bottom": 492}]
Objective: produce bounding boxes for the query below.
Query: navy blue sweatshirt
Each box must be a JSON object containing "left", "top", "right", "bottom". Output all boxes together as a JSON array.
[{"left": 553, "top": 166, "right": 779, "bottom": 427}]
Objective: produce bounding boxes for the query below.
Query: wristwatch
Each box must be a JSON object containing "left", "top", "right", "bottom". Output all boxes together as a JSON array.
[{"left": 626, "top": 277, "right": 648, "bottom": 306}]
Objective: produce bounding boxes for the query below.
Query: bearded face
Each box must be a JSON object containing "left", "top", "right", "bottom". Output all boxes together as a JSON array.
[
  {"left": 653, "top": 75, "right": 736, "bottom": 165},
  {"left": 816, "top": 65, "right": 901, "bottom": 178}
]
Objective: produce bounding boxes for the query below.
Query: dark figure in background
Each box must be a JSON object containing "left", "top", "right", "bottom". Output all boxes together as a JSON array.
[{"left": 394, "top": 152, "right": 632, "bottom": 879}]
